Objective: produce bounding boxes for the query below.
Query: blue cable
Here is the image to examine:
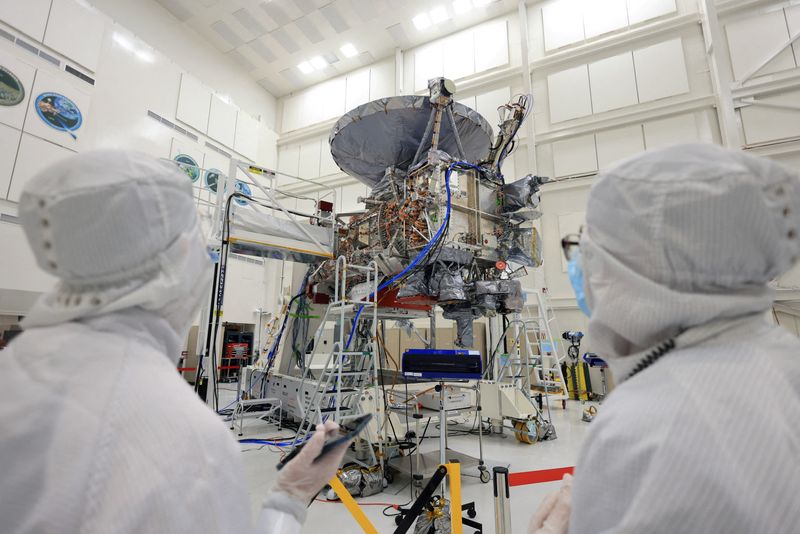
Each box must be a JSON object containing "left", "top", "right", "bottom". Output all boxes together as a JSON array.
[
  {"left": 344, "top": 161, "right": 479, "bottom": 350},
  {"left": 238, "top": 438, "right": 310, "bottom": 446}
]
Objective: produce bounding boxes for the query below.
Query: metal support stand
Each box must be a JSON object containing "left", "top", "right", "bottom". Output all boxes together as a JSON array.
[{"left": 493, "top": 467, "right": 512, "bottom": 534}]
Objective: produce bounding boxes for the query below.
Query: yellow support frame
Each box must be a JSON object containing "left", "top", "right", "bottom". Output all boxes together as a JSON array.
[{"left": 328, "top": 462, "right": 463, "bottom": 533}]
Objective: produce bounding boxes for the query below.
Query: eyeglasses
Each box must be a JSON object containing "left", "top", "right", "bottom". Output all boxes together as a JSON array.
[{"left": 561, "top": 233, "right": 581, "bottom": 262}]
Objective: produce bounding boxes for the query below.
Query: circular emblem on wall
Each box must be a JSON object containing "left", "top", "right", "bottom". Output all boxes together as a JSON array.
[
  {"left": 174, "top": 154, "right": 200, "bottom": 182},
  {"left": 205, "top": 168, "right": 222, "bottom": 193},
  {"left": 234, "top": 180, "right": 251, "bottom": 206},
  {"left": 35, "top": 92, "right": 82, "bottom": 139},
  {"left": 0, "top": 65, "right": 24, "bottom": 106}
]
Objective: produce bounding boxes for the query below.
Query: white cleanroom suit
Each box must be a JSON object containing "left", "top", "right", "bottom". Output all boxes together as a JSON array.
[
  {"left": 569, "top": 144, "right": 800, "bottom": 533},
  {"left": 0, "top": 150, "right": 344, "bottom": 534}
]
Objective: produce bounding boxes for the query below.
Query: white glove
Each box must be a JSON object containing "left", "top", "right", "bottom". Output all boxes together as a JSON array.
[
  {"left": 528, "top": 474, "right": 572, "bottom": 534},
  {"left": 275, "top": 421, "right": 351, "bottom": 503}
]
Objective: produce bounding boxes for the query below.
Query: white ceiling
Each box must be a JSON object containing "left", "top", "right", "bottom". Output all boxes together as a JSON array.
[{"left": 155, "top": 0, "right": 518, "bottom": 97}]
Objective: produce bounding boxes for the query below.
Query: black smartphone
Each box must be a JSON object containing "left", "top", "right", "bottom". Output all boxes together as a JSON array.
[{"left": 276, "top": 414, "right": 373, "bottom": 470}]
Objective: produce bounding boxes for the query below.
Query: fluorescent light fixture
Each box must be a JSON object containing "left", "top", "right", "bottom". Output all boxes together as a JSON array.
[
  {"left": 473, "top": 0, "right": 491, "bottom": 6},
  {"left": 134, "top": 49, "right": 155, "bottom": 63},
  {"left": 310, "top": 55, "right": 327, "bottom": 70},
  {"left": 297, "top": 61, "right": 314, "bottom": 74},
  {"left": 452, "top": 0, "right": 472, "bottom": 14},
  {"left": 412, "top": 12, "right": 431, "bottom": 30},
  {"left": 112, "top": 32, "right": 134, "bottom": 51},
  {"left": 429, "top": 6, "right": 449, "bottom": 23},
  {"left": 340, "top": 42, "right": 358, "bottom": 58}
]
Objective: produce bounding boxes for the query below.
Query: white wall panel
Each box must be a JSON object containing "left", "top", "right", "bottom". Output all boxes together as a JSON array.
[
  {"left": 414, "top": 41, "right": 444, "bottom": 92},
  {"left": 339, "top": 183, "right": 366, "bottom": 213},
  {"left": 596, "top": 124, "right": 644, "bottom": 170},
  {"left": 0, "top": 0, "right": 50, "bottom": 41},
  {"left": 234, "top": 111, "right": 259, "bottom": 161},
  {"left": 589, "top": 52, "right": 638, "bottom": 113},
  {"left": 726, "top": 10, "right": 795, "bottom": 81},
  {"left": 443, "top": 30, "right": 475, "bottom": 80},
  {"left": 643, "top": 114, "right": 698, "bottom": 149},
  {"left": 0, "top": 50, "right": 36, "bottom": 130},
  {"left": 476, "top": 86, "right": 511, "bottom": 126},
  {"left": 22, "top": 68, "right": 90, "bottom": 151},
  {"left": 277, "top": 143, "right": 300, "bottom": 181},
  {"left": 542, "top": 0, "right": 585, "bottom": 51},
  {"left": 740, "top": 90, "right": 800, "bottom": 145},
  {"left": 547, "top": 65, "right": 592, "bottom": 123},
  {"left": 627, "top": 0, "right": 676, "bottom": 25},
  {"left": 208, "top": 95, "right": 237, "bottom": 148},
  {"left": 0, "top": 124, "right": 21, "bottom": 199},
  {"left": 320, "top": 78, "right": 346, "bottom": 122},
  {"left": 474, "top": 19, "right": 509, "bottom": 73},
  {"left": 44, "top": 0, "right": 106, "bottom": 72},
  {"left": 457, "top": 96, "right": 477, "bottom": 110},
  {"left": 7, "top": 133, "right": 75, "bottom": 202},
  {"left": 319, "top": 137, "right": 339, "bottom": 176},
  {"left": 583, "top": 0, "right": 629, "bottom": 39},
  {"left": 552, "top": 134, "right": 597, "bottom": 177},
  {"left": 369, "top": 59, "right": 395, "bottom": 100},
  {"left": 345, "top": 69, "right": 370, "bottom": 112},
  {"left": 176, "top": 73, "right": 212, "bottom": 133},
  {"left": 634, "top": 38, "right": 689, "bottom": 103},
  {"left": 298, "top": 138, "right": 322, "bottom": 178}
]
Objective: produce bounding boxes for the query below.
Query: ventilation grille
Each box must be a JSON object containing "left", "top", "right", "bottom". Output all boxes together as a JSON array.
[
  {"left": 230, "top": 253, "right": 264, "bottom": 265},
  {"left": 0, "top": 213, "right": 20, "bottom": 224},
  {"left": 147, "top": 110, "right": 199, "bottom": 141},
  {"left": 205, "top": 141, "right": 231, "bottom": 159},
  {"left": 65, "top": 65, "right": 95, "bottom": 85},
  {"left": 13, "top": 36, "right": 60, "bottom": 67}
]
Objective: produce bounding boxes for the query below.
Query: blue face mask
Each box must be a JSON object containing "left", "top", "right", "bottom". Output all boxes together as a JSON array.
[{"left": 567, "top": 250, "right": 591, "bottom": 317}]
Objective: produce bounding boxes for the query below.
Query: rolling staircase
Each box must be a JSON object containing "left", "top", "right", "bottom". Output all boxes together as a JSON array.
[{"left": 289, "top": 258, "right": 384, "bottom": 468}]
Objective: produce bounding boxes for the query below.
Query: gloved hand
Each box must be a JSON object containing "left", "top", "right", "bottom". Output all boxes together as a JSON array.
[
  {"left": 528, "top": 474, "right": 572, "bottom": 534},
  {"left": 275, "top": 421, "right": 351, "bottom": 503}
]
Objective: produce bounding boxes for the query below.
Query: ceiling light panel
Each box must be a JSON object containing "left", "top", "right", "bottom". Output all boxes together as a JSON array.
[
  {"left": 297, "top": 61, "right": 314, "bottom": 74},
  {"left": 429, "top": 6, "right": 449, "bottom": 24},
  {"left": 452, "top": 0, "right": 472, "bottom": 14},
  {"left": 473, "top": 0, "right": 492, "bottom": 6},
  {"left": 340, "top": 42, "right": 357, "bottom": 58},
  {"left": 309, "top": 55, "right": 327, "bottom": 69},
  {"left": 413, "top": 13, "right": 431, "bottom": 30}
]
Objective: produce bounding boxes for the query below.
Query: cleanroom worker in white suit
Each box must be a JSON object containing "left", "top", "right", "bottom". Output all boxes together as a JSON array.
[
  {"left": 0, "top": 150, "right": 349, "bottom": 534},
  {"left": 530, "top": 143, "right": 800, "bottom": 534}
]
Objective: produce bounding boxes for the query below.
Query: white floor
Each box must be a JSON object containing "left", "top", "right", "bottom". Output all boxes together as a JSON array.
[{"left": 224, "top": 388, "right": 595, "bottom": 534}]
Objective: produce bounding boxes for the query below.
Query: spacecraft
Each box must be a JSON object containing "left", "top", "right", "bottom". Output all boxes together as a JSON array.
[{"left": 311, "top": 77, "right": 546, "bottom": 347}]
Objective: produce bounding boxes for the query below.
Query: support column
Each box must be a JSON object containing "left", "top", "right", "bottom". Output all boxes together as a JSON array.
[
  {"left": 518, "top": 0, "right": 538, "bottom": 172},
  {"left": 698, "top": 0, "right": 742, "bottom": 148}
]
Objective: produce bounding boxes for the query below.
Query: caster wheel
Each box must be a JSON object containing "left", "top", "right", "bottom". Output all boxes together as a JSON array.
[
  {"left": 468, "top": 509, "right": 477, "bottom": 519},
  {"left": 562, "top": 400, "right": 567, "bottom": 410},
  {"left": 479, "top": 470, "right": 491, "bottom": 483},
  {"left": 385, "top": 471, "right": 394, "bottom": 484}
]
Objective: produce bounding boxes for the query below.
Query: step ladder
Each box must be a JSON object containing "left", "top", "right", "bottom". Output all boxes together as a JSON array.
[
  {"left": 523, "top": 290, "right": 569, "bottom": 402},
  {"left": 289, "top": 257, "right": 384, "bottom": 468}
]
